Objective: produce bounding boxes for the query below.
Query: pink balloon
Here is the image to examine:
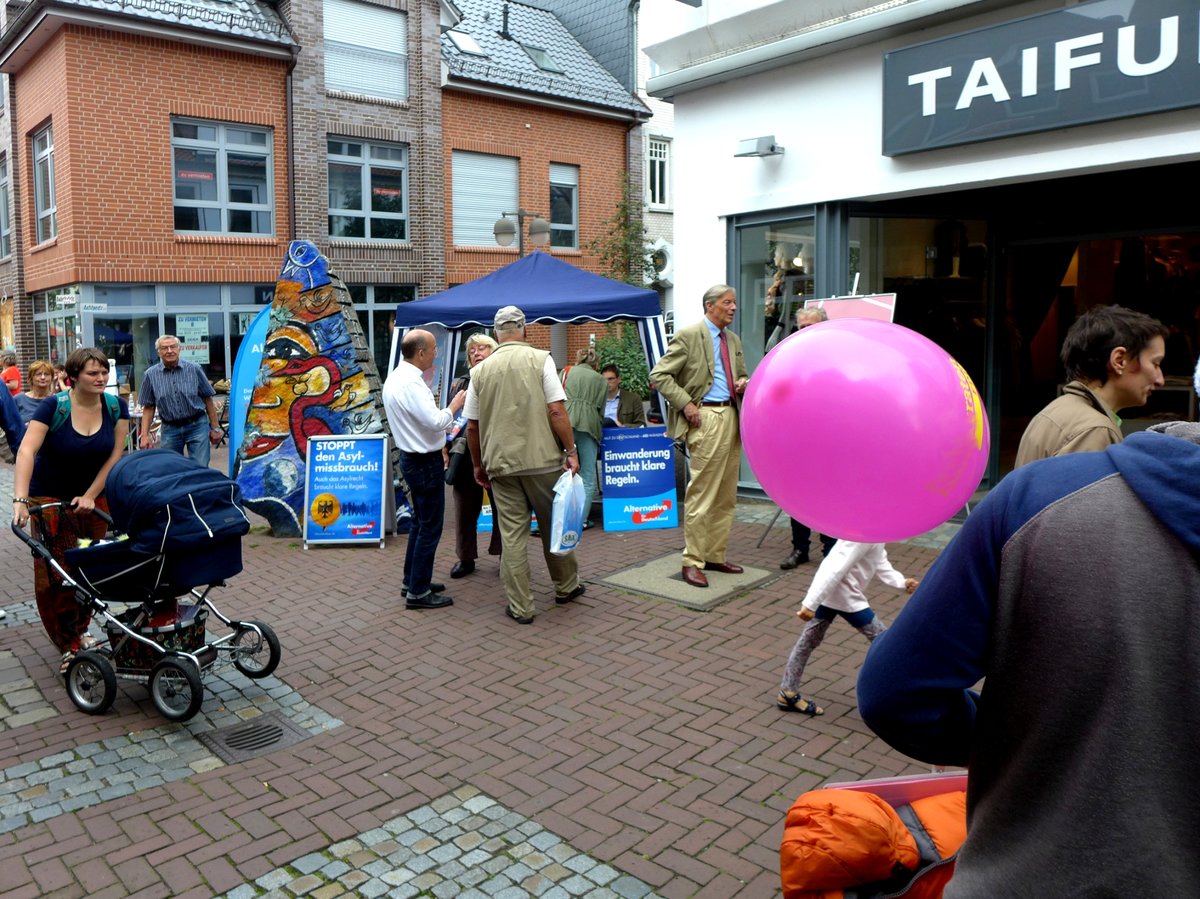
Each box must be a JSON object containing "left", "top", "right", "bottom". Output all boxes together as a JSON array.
[{"left": 741, "top": 319, "right": 989, "bottom": 542}]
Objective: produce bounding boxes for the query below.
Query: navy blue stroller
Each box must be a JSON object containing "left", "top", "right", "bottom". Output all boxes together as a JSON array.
[{"left": 12, "top": 450, "right": 280, "bottom": 722}]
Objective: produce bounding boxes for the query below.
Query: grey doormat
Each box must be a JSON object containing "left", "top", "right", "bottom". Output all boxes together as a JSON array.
[{"left": 600, "top": 552, "right": 775, "bottom": 611}]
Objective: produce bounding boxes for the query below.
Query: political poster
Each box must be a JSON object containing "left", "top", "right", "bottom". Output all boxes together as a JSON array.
[
  {"left": 303, "top": 434, "right": 389, "bottom": 548},
  {"left": 600, "top": 427, "right": 678, "bottom": 532}
]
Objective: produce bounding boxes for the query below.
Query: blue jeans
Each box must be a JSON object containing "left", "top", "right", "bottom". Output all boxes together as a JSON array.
[
  {"left": 159, "top": 416, "right": 212, "bottom": 468},
  {"left": 399, "top": 450, "right": 446, "bottom": 598},
  {"left": 574, "top": 430, "right": 599, "bottom": 523}
]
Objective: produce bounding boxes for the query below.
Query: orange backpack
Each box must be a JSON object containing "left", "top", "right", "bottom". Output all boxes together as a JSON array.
[{"left": 780, "top": 788, "right": 966, "bottom": 899}]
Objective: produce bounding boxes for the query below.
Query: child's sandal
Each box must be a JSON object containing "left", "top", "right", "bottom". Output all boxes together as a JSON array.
[{"left": 777, "top": 690, "right": 824, "bottom": 716}]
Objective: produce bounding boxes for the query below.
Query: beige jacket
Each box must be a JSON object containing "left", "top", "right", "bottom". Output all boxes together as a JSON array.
[
  {"left": 650, "top": 319, "right": 748, "bottom": 441},
  {"left": 1014, "top": 381, "right": 1123, "bottom": 467}
]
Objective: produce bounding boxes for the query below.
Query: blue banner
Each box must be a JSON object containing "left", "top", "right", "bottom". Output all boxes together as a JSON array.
[
  {"left": 600, "top": 427, "right": 678, "bottom": 532},
  {"left": 227, "top": 305, "right": 273, "bottom": 477},
  {"left": 303, "top": 434, "right": 389, "bottom": 546}
]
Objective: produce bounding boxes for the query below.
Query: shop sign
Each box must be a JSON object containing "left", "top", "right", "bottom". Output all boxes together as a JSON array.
[
  {"left": 55, "top": 293, "right": 76, "bottom": 306},
  {"left": 80, "top": 302, "right": 107, "bottom": 313},
  {"left": 883, "top": 0, "right": 1200, "bottom": 155},
  {"left": 175, "top": 313, "right": 210, "bottom": 364}
]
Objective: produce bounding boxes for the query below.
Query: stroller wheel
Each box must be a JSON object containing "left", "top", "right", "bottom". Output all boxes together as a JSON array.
[
  {"left": 232, "top": 621, "right": 281, "bottom": 679},
  {"left": 149, "top": 657, "right": 204, "bottom": 722},
  {"left": 66, "top": 651, "right": 117, "bottom": 715}
]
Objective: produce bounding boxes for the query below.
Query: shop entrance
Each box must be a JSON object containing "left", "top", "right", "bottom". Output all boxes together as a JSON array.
[
  {"left": 999, "top": 233, "right": 1199, "bottom": 472},
  {"left": 849, "top": 161, "right": 1200, "bottom": 484}
]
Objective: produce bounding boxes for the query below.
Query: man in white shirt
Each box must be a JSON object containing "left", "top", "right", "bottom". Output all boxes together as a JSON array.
[{"left": 383, "top": 329, "right": 465, "bottom": 610}]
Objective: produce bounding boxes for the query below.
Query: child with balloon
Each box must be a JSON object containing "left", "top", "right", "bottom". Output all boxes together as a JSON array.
[{"left": 777, "top": 541, "right": 918, "bottom": 716}]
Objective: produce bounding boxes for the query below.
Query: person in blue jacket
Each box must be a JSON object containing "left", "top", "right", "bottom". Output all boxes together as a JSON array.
[
  {"left": 857, "top": 411, "right": 1200, "bottom": 897},
  {"left": 0, "top": 385, "right": 18, "bottom": 621},
  {"left": 0, "top": 385, "right": 21, "bottom": 459}
]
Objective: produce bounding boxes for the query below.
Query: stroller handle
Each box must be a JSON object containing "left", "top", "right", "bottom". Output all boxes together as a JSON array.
[{"left": 11, "top": 501, "right": 115, "bottom": 557}]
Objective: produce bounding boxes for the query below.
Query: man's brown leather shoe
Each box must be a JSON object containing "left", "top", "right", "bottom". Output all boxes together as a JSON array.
[
  {"left": 705, "top": 561, "right": 744, "bottom": 574},
  {"left": 681, "top": 565, "right": 709, "bottom": 588}
]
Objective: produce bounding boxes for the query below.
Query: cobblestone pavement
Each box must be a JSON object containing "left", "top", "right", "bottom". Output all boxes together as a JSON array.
[{"left": 0, "top": 453, "right": 957, "bottom": 897}]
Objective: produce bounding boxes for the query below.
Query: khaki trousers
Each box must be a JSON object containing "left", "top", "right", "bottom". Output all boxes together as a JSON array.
[
  {"left": 681, "top": 406, "right": 741, "bottom": 569},
  {"left": 490, "top": 469, "right": 580, "bottom": 619}
]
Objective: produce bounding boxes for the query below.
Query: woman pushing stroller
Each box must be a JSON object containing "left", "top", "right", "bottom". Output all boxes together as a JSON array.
[{"left": 11, "top": 348, "right": 129, "bottom": 672}]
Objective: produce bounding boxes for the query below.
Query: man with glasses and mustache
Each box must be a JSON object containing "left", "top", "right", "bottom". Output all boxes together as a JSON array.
[{"left": 139, "top": 335, "right": 221, "bottom": 467}]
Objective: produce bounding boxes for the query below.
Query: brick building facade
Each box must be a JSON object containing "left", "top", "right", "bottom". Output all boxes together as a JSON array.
[{"left": 0, "top": 0, "right": 648, "bottom": 388}]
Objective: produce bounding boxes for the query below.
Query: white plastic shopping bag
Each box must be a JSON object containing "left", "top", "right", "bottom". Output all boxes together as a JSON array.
[{"left": 549, "top": 471, "right": 586, "bottom": 555}]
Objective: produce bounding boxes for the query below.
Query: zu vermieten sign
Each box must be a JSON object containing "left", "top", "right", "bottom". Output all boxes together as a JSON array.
[{"left": 882, "top": 0, "right": 1200, "bottom": 155}]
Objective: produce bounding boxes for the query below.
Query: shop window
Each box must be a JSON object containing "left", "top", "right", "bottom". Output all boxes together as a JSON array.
[
  {"left": 33, "top": 124, "right": 56, "bottom": 244},
  {"left": 737, "top": 218, "right": 816, "bottom": 370},
  {"left": 165, "top": 311, "right": 227, "bottom": 382},
  {"left": 350, "top": 284, "right": 415, "bottom": 374},
  {"left": 549, "top": 163, "right": 578, "bottom": 249},
  {"left": 648, "top": 138, "right": 670, "bottom": 209},
  {"left": 328, "top": 138, "right": 409, "bottom": 241},
  {"left": 173, "top": 119, "right": 273, "bottom": 236},
  {"left": 452, "top": 151, "right": 517, "bottom": 246},
  {"left": 230, "top": 284, "right": 276, "bottom": 305},
  {"left": 165, "top": 284, "right": 222, "bottom": 306},
  {"left": 0, "top": 155, "right": 10, "bottom": 257},
  {"left": 324, "top": 0, "right": 408, "bottom": 102},
  {"left": 94, "top": 285, "right": 157, "bottom": 307}
]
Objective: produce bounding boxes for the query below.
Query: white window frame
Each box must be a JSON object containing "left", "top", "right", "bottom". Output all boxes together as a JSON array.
[
  {"left": 324, "top": 0, "right": 408, "bottom": 102},
  {"left": 33, "top": 125, "right": 56, "bottom": 244},
  {"left": 0, "top": 156, "right": 10, "bottom": 258},
  {"left": 328, "top": 138, "right": 410, "bottom": 241},
  {"left": 452, "top": 151, "right": 517, "bottom": 247},
  {"left": 648, "top": 138, "right": 671, "bottom": 209},
  {"left": 549, "top": 163, "right": 579, "bottom": 250},
  {"left": 172, "top": 119, "right": 274, "bottom": 236}
]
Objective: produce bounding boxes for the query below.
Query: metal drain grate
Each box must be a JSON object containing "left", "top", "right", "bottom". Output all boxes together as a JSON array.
[{"left": 196, "top": 711, "right": 311, "bottom": 764}]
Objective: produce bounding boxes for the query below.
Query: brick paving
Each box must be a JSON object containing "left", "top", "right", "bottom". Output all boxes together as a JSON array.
[{"left": 0, "top": 453, "right": 954, "bottom": 898}]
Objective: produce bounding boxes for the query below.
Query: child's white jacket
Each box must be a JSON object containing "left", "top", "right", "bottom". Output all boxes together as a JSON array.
[{"left": 801, "top": 541, "right": 907, "bottom": 613}]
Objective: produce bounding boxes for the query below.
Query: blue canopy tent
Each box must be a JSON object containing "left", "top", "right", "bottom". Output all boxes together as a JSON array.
[{"left": 390, "top": 250, "right": 668, "bottom": 403}]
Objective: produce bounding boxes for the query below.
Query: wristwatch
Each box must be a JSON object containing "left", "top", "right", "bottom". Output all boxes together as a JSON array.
[{"left": 563, "top": 447, "right": 577, "bottom": 456}]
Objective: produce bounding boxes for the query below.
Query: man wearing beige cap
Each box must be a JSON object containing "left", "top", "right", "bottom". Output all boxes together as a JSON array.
[{"left": 465, "top": 305, "right": 585, "bottom": 624}]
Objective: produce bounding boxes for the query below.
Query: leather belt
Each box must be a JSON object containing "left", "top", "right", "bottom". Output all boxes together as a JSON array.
[
  {"left": 163, "top": 411, "right": 204, "bottom": 426},
  {"left": 700, "top": 400, "right": 732, "bottom": 407},
  {"left": 400, "top": 449, "right": 442, "bottom": 459}
]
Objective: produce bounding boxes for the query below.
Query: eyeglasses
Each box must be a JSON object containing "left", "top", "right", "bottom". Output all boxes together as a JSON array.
[{"left": 160, "top": 345, "right": 180, "bottom": 353}]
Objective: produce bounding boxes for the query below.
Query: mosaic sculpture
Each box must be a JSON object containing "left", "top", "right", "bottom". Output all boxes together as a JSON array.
[{"left": 234, "top": 240, "right": 388, "bottom": 536}]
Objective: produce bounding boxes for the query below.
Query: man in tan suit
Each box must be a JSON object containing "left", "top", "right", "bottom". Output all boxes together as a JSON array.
[{"left": 650, "top": 284, "right": 749, "bottom": 588}]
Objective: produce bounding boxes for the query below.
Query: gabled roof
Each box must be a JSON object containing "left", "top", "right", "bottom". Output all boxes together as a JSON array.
[
  {"left": 441, "top": 0, "right": 649, "bottom": 120},
  {"left": 0, "top": 0, "right": 296, "bottom": 69}
]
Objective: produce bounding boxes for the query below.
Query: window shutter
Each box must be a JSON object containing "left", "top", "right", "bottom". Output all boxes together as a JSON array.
[
  {"left": 324, "top": 0, "right": 408, "bottom": 101},
  {"left": 453, "top": 152, "right": 518, "bottom": 246},
  {"left": 549, "top": 164, "right": 578, "bottom": 187}
]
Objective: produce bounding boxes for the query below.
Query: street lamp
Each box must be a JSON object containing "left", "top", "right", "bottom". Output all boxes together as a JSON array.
[{"left": 493, "top": 209, "right": 551, "bottom": 257}]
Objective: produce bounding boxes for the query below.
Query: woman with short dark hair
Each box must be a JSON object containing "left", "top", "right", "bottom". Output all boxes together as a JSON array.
[{"left": 11, "top": 347, "right": 130, "bottom": 672}]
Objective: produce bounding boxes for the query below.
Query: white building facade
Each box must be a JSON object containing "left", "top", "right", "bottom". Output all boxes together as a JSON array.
[{"left": 648, "top": 0, "right": 1200, "bottom": 482}]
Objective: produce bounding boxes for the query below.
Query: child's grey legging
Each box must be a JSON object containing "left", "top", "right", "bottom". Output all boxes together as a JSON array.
[{"left": 780, "top": 606, "right": 887, "bottom": 693}]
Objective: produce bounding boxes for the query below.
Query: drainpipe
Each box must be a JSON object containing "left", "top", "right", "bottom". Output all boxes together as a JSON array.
[{"left": 286, "top": 51, "right": 298, "bottom": 241}]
